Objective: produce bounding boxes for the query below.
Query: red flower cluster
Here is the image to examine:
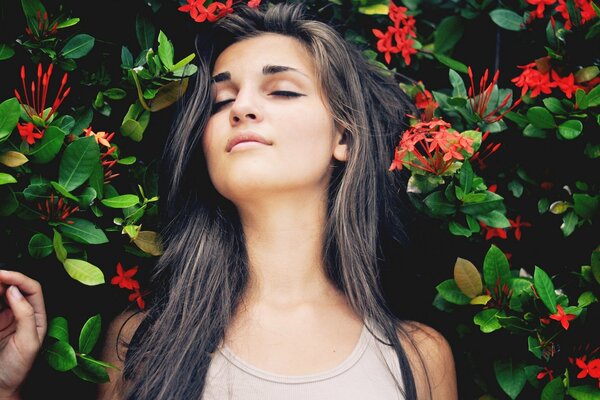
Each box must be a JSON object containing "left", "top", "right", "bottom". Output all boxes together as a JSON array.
[
  {"left": 111, "top": 262, "right": 145, "bottom": 309},
  {"left": 526, "top": 0, "right": 597, "bottom": 30},
  {"left": 36, "top": 192, "right": 79, "bottom": 224},
  {"left": 511, "top": 57, "right": 583, "bottom": 99},
  {"left": 178, "top": 0, "right": 261, "bottom": 23},
  {"left": 389, "top": 118, "right": 474, "bottom": 175},
  {"left": 470, "top": 131, "right": 501, "bottom": 170},
  {"left": 84, "top": 127, "right": 120, "bottom": 184},
  {"left": 14, "top": 63, "right": 70, "bottom": 145},
  {"left": 372, "top": 2, "right": 417, "bottom": 65}
]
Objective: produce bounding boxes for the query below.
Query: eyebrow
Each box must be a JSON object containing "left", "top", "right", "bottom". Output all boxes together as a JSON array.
[{"left": 211, "top": 64, "right": 309, "bottom": 83}]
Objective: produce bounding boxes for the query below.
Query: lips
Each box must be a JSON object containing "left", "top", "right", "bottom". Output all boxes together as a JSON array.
[{"left": 226, "top": 132, "right": 272, "bottom": 152}]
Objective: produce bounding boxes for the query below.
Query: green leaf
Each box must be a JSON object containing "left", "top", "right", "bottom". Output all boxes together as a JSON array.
[
  {"left": 459, "top": 160, "right": 474, "bottom": 193},
  {"left": 53, "top": 229, "right": 67, "bottom": 263},
  {"left": 79, "top": 314, "right": 101, "bottom": 354},
  {"left": 541, "top": 377, "right": 565, "bottom": 400},
  {"left": 436, "top": 279, "right": 471, "bottom": 305},
  {"left": 103, "top": 88, "right": 127, "bottom": 100},
  {"left": 72, "top": 356, "right": 110, "bottom": 384},
  {"left": 121, "top": 46, "right": 134, "bottom": 68},
  {"left": 577, "top": 291, "right": 597, "bottom": 307},
  {"left": 460, "top": 191, "right": 505, "bottom": 215},
  {"left": 56, "top": 17, "right": 80, "bottom": 29},
  {"left": 448, "top": 69, "right": 467, "bottom": 97},
  {"left": 0, "top": 98, "right": 21, "bottom": 143},
  {"left": 101, "top": 194, "right": 140, "bottom": 209},
  {"left": 573, "top": 194, "right": 599, "bottom": 219},
  {"left": 28, "top": 233, "right": 53, "bottom": 259},
  {"left": 60, "top": 34, "right": 95, "bottom": 59},
  {"left": 533, "top": 266, "right": 557, "bottom": 313},
  {"left": 585, "top": 84, "right": 600, "bottom": 107},
  {"left": 88, "top": 161, "right": 104, "bottom": 200},
  {"left": 28, "top": 126, "right": 65, "bottom": 164},
  {"left": 50, "top": 181, "right": 79, "bottom": 202},
  {"left": 474, "top": 308, "right": 502, "bottom": 333},
  {"left": 46, "top": 341, "right": 77, "bottom": 372},
  {"left": 523, "top": 123, "right": 549, "bottom": 138},
  {"left": 157, "top": 30, "right": 174, "bottom": 70},
  {"left": 63, "top": 258, "right": 105, "bottom": 286},
  {"left": 528, "top": 336, "right": 542, "bottom": 359},
  {"left": 358, "top": 4, "right": 389, "bottom": 15},
  {"left": 0, "top": 43, "right": 15, "bottom": 60},
  {"left": 527, "top": 107, "right": 556, "bottom": 128},
  {"left": 170, "top": 53, "right": 195, "bottom": 73},
  {"left": 0, "top": 173, "right": 17, "bottom": 185},
  {"left": 21, "top": 0, "right": 45, "bottom": 20},
  {"left": 423, "top": 191, "right": 456, "bottom": 216},
  {"left": 497, "top": 316, "right": 533, "bottom": 332},
  {"left": 47, "top": 316, "right": 69, "bottom": 343},
  {"left": 557, "top": 119, "right": 583, "bottom": 140},
  {"left": 489, "top": 9, "right": 525, "bottom": 31},
  {"left": 136, "top": 14, "right": 155, "bottom": 50},
  {"left": 507, "top": 180, "right": 524, "bottom": 198},
  {"left": 58, "top": 136, "right": 100, "bottom": 192},
  {"left": 494, "top": 359, "right": 526, "bottom": 399},
  {"left": 477, "top": 210, "right": 510, "bottom": 228},
  {"left": 561, "top": 210, "right": 579, "bottom": 236},
  {"left": 483, "top": 244, "right": 511, "bottom": 288},
  {"left": 434, "top": 53, "right": 468, "bottom": 74},
  {"left": 543, "top": 97, "right": 568, "bottom": 114},
  {"left": 568, "top": 385, "right": 600, "bottom": 400},
  {"left": 70, "top": 108, "right": 93, "bottom": 136},
  {"left": 434, "top": 16, "right": 464, "bottom": 55},
  {"left": 448, "top": 221, "right": 472, "bottom": 237},
  {"left": 59, "top": 218, "right": 108, "bottom": 245}
]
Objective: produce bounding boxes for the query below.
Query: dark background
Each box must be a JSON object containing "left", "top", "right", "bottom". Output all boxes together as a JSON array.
[{"left": 1, "top": 0, "right": 598, "bottom": 398}]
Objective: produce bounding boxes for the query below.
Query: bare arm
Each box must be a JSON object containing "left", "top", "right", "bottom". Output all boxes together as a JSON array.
[{"left": 399, "top": 321, "right": 458, "bottom": 400}]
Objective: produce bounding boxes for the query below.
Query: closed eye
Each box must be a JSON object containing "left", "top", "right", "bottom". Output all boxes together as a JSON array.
[
  {"left": 270, "top": 91, "right": 304, "bottom": 98},
  {"left": 212, "top": 99, "right": 234, "bottom": 114}
]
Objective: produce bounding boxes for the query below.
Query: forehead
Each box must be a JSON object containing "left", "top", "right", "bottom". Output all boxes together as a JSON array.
[{"left": 213, "top": 33, "right": 315, "bottom": 77}]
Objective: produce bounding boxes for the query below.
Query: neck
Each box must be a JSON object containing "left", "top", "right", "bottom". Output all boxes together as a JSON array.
[{"left": 236, "top": 191, "right": 338, "bottom": 307}]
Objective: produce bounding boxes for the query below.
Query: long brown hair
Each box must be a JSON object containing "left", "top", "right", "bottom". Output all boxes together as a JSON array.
[{"left": 122, "top": 2, "right": 426, "bottom": 399}]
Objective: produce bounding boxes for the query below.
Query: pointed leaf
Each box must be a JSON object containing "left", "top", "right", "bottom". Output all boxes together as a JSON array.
[
  {"left": 29, "top": 126, "right": 65, "bottom": 164},
  {"left": 60, "top": 34, "right": 95, "bottom": 59},
  {"left": 0, "top": 173, "right": 17, "bottom": 185},
  {"left": 157, "top": 30, "right": 174, "bottom": 70},
  {"left": 436, "top": 279, "right": 471, "bottom": 305},
  {"left": 541, "top": 377, "right": 565, "bottom": 400},
  {"left": 0, "top": 151, "right": 29, "bottom": 167},
  {"left": 483, "top": 244, "right": 511, "bottom": 288},
  {"left": 568, "top": 385, "right": 600, "bottom": 400},
  {"left": 59, "top": 218, "right": 108, "bottom": 245},
  {"left": 474, "top": 308, "right": 502, "bottom": 333},
  {"left": 489, "top": 9, "right": 525, "bottom": 31},
  {"left": 494, "top": 359, "right": 526, "bottom": 399},
  {"left": 53, "top": 229, "right": 67, "bottom": 263},
  {"left": 73, "top": 356, "right": 110, "bottom": 383},
  {"left": 47, "top": 316, "right": 69, "bottom": 343},
  {"left": 79, "top": 314, "right": 101, "bottom": 354},
  {"left": 28, "top": 233, "right": 53, "bottom": 259},
  {"left": 0, "top": 98, "right": 23, "bottom": 143},
  {"left": 453, "top": 257, "right": 482, "bottom": 298},
  {"left": 0, "top": 43, "right": 15, "bottom": 60},
  {"left": 101, "top": 194, "right": 140, "bottom": 209},
  {"left": 133, "top": 230, "right": 164, "bottom": 256},
  {"left": 45, "top": 341, "right": 77, "bottom": 372},
  {"left": 58, "top": 136, "right": 100, "bottom": 191},
  {"left": 135, "top": 14, "right": 155, "bottom": 50},
  {"left": 533, "top": 266, "right": 557, "bottom": 313},
  {"left": 63, "top": 258, "right": 105, "bottom": 286}
]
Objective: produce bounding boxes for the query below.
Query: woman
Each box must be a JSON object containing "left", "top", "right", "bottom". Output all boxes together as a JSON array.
[{"left": 0, "top": 2, "right": 457, "bottom": 399}]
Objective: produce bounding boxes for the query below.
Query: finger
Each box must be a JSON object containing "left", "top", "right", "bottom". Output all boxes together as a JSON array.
[
  {"left": 0, "top": 270, "right": 46, "bottom": 331},
  {"left": 5, "top": 285, "right": 41, "bottom": 350}
]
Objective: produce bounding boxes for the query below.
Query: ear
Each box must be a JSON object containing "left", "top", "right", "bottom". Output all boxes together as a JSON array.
[{"left": 332, "top": 126, "right": 349, "bottom": 162}]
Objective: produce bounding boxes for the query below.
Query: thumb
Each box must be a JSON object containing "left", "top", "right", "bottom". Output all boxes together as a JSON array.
[{"left": 6, "top": 285, "right": 40, "bottom": 349}]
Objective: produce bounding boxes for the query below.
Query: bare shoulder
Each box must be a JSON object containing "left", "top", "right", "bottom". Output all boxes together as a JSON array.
[
  {"left": 397, "top": 320, "right": 458, "bottom": 400},
  {"left": 96, "top": 309, "right": 145, "bottom": 400}
]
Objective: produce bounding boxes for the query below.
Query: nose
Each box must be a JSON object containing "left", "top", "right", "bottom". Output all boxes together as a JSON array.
[{"left": 229, "top": 88, "right": 263, "bottom": 125}]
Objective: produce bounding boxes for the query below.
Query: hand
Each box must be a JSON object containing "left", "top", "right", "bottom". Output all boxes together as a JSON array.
[{"left": 0, "top": 270, "right": 47, "bottom": 400}]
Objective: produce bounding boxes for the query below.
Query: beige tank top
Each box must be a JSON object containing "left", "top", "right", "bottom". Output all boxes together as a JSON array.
[{"left": 202, "top": 321, "right": 406, "bottom": 399}]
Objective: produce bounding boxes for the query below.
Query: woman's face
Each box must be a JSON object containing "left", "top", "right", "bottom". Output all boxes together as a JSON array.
[{"left": 202, "top": 33, "right": 347, "bottom": 203}]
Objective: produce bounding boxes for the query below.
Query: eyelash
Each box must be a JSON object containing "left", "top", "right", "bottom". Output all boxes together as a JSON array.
[{"left": 212, "top": 91, "right": 303, "bottom": 113}]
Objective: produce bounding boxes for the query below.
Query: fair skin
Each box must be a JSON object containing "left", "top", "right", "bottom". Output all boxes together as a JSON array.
[{"left": 1, "top": 34, "right": 457, "bottom": 400}]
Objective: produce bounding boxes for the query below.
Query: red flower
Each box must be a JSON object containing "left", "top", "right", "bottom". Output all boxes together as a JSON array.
[
  {"left": 36, "top": 192, "right": 79, "bottom": 224},
  {"left": 247, "top": 0, "right": 261, "bottom": 7},
  {"left": 479, "top": 221, "right": 508, "bottom": 240},
  {"left": 372, "top": 2, "right": 417, "bottom": 65},
  {"left": 17, "top": 122, "right": 44, "bottom": 145},
  {"left": 111, "top": 262, "right": 140, "bottom": 290},
  {"left": 549, "top": 304, "right": 577, "bottom": 330},
  {"left": 467, "top": 67, "right": 522, "bottom": 123},
  {"left": 551, "top": 71, "right": 581, "bottom": 99},
  {"left": 14, "top": 63, "right": 70, "bottom": 129},
  {"left": 129, "top": 289, "right": 146, "bottom": 310},
  {"left": 470, "top": 131, "right": 501, "bottom": 170},
  {"left": 511, "top": 58, "right": 557, "bottom": 98},
  {"left": 389, "top": 118, "right": 474, "bottom": 175},
  {"left": 526, "top": 0, "right": 557, "bottom": 20},
  {"left": 25, "top": 10, "right": 58, "bottom": 41},
  {"left": 509, "top": 215, "right": 532, "bottom": 241},
  {"left": 536, "top": 367, "right": 554, "bottom": 381}
]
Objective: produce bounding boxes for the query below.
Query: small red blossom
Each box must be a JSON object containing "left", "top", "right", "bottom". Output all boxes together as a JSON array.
[
  {"left": 484, "top": 277, "right": 513, "bottom": 310},
  {"left": 179, "top": 0, "right": 254, "bottom": 23},
  {"left": 511, "top": 59, "right": 557, "bottom": 98},
  {"left": 509, "top": 215, "right": 532, "bottom": 240},
  {"left": 551, "top": 71, "right": 581, "bottom": 99},
  {"left": 17, "top": 122, "right": 44, "bottom": 145},
  {"left": 470, "top": 131, "right": 502, "bottom": 171},
  {"left": 536, "top": 367, "right": 554, "bottom": 381},
  {"left": 247, "top": 0, "right": 261, "bottom": 7},
  {"left": 36, "top": 192, "right": 79, "bottom": 223},
  {"left": 84, "top": 127, "right": 120, "bottom": 183},
  {"left": 479, "top": 221, "right": 507, "bottom": 240},
  {"left": 25, "top": 10, "right": 58, "bottom": 41},
  {"left": 129, "top": 289, "right": 146, "bottom": 310},
  {"left": 111, "top": 262, "right": 140, "bottom": 290},
  {"left": 549, "top": 304, "right": 577, "bottom": 330}
]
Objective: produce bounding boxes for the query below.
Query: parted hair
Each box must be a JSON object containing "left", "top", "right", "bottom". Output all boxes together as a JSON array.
[{"left": 121, "top": 2, "right": 427, "bottom": 399}]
